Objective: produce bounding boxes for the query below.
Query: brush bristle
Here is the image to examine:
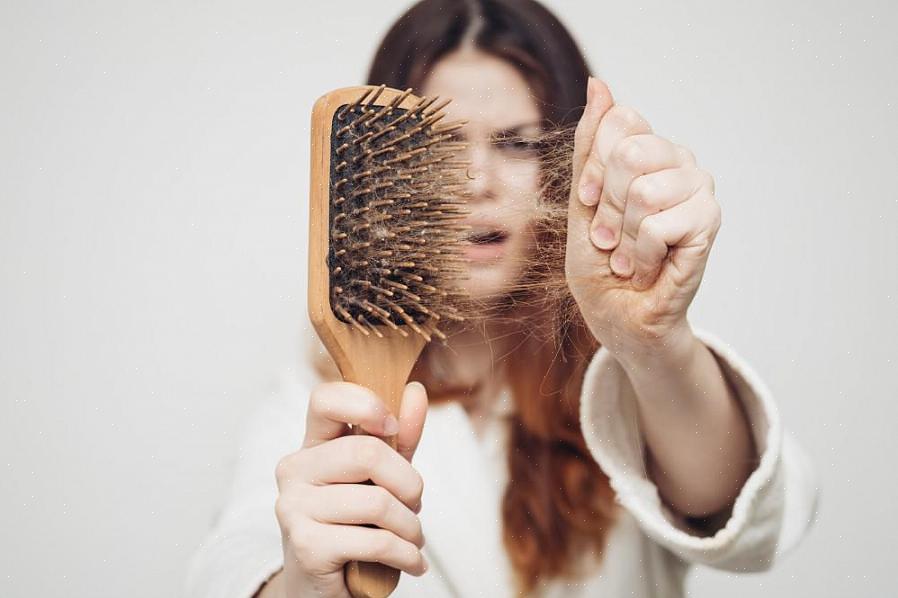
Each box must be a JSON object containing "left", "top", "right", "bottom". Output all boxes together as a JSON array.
[{"left": 328, "top": 85, "right": 469, "bottom": 341}]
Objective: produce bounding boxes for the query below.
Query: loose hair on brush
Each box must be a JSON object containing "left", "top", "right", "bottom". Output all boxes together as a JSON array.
[{"left": 312, "top": 0, "right": 617, "bottom": 594}]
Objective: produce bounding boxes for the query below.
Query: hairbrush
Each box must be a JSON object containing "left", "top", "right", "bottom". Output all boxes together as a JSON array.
[{"left": 308, "top": 85, "right": 468, "bottom": 597}]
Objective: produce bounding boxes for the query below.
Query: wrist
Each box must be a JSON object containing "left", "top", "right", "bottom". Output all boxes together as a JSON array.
[{"left": 611, "top": 320, "right": 698, "bottom": 376}]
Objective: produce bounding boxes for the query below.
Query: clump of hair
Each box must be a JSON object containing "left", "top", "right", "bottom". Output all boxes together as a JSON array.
[
  {"left": 327, "top": 85, "right": 473, "bottom": 341},
  {"left": 440, "top": 122, "right": 582, "bottom": 342},
  {"left": 329, "top": 84, "right": 582, "bottom": 345}
]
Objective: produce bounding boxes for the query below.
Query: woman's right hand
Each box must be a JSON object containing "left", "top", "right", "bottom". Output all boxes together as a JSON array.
[{"left": 272, "top": 381, "right": 430, "bottom": 598}]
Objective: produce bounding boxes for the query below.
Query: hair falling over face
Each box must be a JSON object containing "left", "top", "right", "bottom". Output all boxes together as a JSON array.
[{"left": 418, "top": 124, "right": 619, "bottom": 595}]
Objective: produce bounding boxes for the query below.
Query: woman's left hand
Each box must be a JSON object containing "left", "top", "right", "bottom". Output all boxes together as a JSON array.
[{"left": 565, "top": 78, "right": 721, "bottom": 363}]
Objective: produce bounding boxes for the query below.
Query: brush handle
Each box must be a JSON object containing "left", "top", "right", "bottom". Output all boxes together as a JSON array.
[
  {"left": 343, "top": 376, "right": 406, "bottom": 598},
  {"left": 311, "top": 327, "right": 427, "bottom": 598},
  {"left": 346, "top": 557, "right": 401, "bottom": 598},
  {"left": 335, "top": 341, "right": 424, "bottom": 598},
  {"left": 345, "top": 426, "right": 401, "bottom": 598}
]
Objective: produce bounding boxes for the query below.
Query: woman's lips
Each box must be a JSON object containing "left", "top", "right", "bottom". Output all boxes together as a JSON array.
[
  {"left": 465, "top": 237, "right": 508, "bottom": 262},
  {"left": 461, "top": 226, "right": 510, "bottom": 262}
]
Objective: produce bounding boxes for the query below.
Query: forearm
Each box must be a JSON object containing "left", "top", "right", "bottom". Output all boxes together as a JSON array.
[{"left": 616, "top": 326, "right": 755, "bottom": 517}]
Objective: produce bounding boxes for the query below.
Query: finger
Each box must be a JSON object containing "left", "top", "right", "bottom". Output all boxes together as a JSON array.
[
  {"left": 307, "top": 484, "right": 424, "bottom": 548},
  {"left": 595, "top": 135, "right": 689, "bottom": 258},
  {"left": 579, "top": 105, "right": 651, "bottom": 208},
  {"left": 304, "top": 435, "right": 424, "bottom": 511},
  {"left": 611, "top": 166, "right": 712, "bottom": 277},
  {"left": 303, "top": 382, "right": 399, "bottom": 449},
  {"left": 573, "top": 77, "right": 614, "bottom": 206},
  {"left": 675, "top": 144, "right": 698, "bottom": 167},
  {"left": 630, "top": 192, "right": 721, "bottom": 291},
  {"left": 324, "top": 524, "right": 428, "bottom": 576},
  {"left": 396, "top": 382, "right": 428, "bottom": 463}
]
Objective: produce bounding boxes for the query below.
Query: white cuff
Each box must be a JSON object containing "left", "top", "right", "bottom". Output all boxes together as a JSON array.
[{"left": 579, "top": 327, "right": 808, "bottom": 571}]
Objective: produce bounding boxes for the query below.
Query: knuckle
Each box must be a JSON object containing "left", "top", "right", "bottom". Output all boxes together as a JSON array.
[
  {"left": 308, "top": 383, "right": 332, "bottom": 416},
  {"left": 286, "top": 518, "right": 318, "bottom": 553},
  {"left": 353, "top": 436, "right": 383, "bottom": 471},
  {"left": 274, "top": 496, "right": 291, "bottom": 527},
  {"left": 629, "top": 176, "right": 659, "bottom": 208},
  {"left": 639, "top": 217, "right": 663, "bottom": 243},
  {"left": 371, "top": 528, "right": 395, "bottom": 558},
  {"left": 677, "top": 144, "right": 697, "bottom": 164},
  {"left": 290, "top": 533, "right": 316, "bottom": 565},
  {"left": 612, "top": 106, "right": 645, "bottom": 130},
  {"left": 285, "top": 517, "right": 313, "bottom": 554},
  {"left": 612, "top": 137, "right": 646, "bottom": 170},
  {"left": 411, "top": 516, "right": 425, "bottom": 547},
  {"left": 359, "top": 392, "right": 384, "bottom": 420},
  {"left": 409, "top": 470, "right": 425, "bottom": 505},
  {"left": 346, "top": 383, "right": 384, "bottom": 420},
  {"left": 275, "top": 454, "right": 296, "bottom": 485},
  {"left": 371, "top": 487, "right": 394, "bottom": 521}
]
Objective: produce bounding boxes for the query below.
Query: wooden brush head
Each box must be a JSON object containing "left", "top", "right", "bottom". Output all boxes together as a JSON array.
[{"left": 309, "top": 85, "right": 469, "bottom": 363}]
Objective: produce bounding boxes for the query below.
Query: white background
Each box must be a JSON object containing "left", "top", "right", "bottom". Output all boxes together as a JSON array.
[{"left": 2, "top": 1, "right": 896, "bottom": 596}]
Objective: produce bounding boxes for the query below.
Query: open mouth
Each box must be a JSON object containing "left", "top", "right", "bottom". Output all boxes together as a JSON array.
[
  {"left": 461, "top": 225, "right": 510, "bottom": 262},
  {"left": 465, "top": 228, "right": 509, "bottom": 245}
]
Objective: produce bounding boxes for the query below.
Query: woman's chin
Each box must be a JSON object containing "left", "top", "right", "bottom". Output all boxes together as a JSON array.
[{"left": 455, "top": 237, "right": 528, "bottom": 306}]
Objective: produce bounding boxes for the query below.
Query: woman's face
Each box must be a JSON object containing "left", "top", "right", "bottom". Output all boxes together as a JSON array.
[{"left": 421, "top": 48, "right": 543, "bottom": 301}]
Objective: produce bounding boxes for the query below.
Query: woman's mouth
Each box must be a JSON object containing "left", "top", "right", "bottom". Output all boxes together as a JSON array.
[{"left": 462, "top": 225, "right": 510, "bottom": 261}]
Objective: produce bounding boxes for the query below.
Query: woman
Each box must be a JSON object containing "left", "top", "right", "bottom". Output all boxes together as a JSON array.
[{"left": 186, "top": 1, "right": 818, "bottom": 596}]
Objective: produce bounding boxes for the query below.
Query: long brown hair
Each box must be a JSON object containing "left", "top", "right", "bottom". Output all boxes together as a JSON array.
[{"left": 331, "top": 0, "right": 616, "bottom": 593}]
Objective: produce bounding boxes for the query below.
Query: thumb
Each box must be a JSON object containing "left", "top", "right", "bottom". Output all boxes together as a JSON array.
[
  {"left": 572, "top": 77, "right": 614, "bottom": 189},
  {"left": 396, "top": 381, "right": 428, "bottom": 462},
  {"left": 569, "top": 77, "right": 613, "bottom": 257}
]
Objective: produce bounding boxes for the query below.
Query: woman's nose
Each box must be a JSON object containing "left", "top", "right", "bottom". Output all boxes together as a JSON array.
[{"left": 465, "top": 143, "right": 497, "bottom": 202}]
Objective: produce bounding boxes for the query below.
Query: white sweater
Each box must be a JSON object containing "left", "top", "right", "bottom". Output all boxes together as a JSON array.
[{"left": 184, "top": 328, "right": 818, "bottom": 598}]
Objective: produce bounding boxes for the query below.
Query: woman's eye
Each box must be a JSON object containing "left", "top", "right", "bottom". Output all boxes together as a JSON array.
[{"left": 493, "top": 136, "right": 540, "bottom": 154}]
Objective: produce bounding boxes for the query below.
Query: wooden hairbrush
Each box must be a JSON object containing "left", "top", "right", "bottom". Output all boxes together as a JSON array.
[{"left": 308, "top": 85, "right": 468, "bottom": 598}]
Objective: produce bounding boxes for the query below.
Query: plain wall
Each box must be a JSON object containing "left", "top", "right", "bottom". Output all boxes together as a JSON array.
[{"left": 2, "top": 1, "right": 896, "bottom": 596}]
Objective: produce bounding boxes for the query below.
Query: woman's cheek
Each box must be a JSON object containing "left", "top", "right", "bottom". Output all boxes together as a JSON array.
[
  {"left": 498, "top": 161, "right": 541, "bottom": 221},
  {"left": 503, "top": 159, "right": 541, "bottom": 199}
]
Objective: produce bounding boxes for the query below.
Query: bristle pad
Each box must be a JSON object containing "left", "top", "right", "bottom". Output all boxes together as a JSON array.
[{"left": 328, "top": 90, "right": 468, "bottom": 339}]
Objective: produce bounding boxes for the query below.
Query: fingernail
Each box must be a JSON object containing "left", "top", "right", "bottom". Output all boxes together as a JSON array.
[
  {"left": 591, "top": 225, "right": 615, "bottom": 249},
  {"left": 407, "top": 381, "right": 425, "bottom": 394},
  {"left": 383, "top": 414, "right": 399, "bottom": 435},
  {"left": 610, "top": 252, "right": 630, "bottom": 275},
  {"left": 587, "top": 76, "right": 596, "bottom": 105},
  {"left": 579, "top": 181, "right": 600, "bottom": 206}
]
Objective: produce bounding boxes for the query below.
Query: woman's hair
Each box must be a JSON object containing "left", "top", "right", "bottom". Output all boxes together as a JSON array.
[{"left": 362, "top": 1, "right": 617, "bottom": 594}]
